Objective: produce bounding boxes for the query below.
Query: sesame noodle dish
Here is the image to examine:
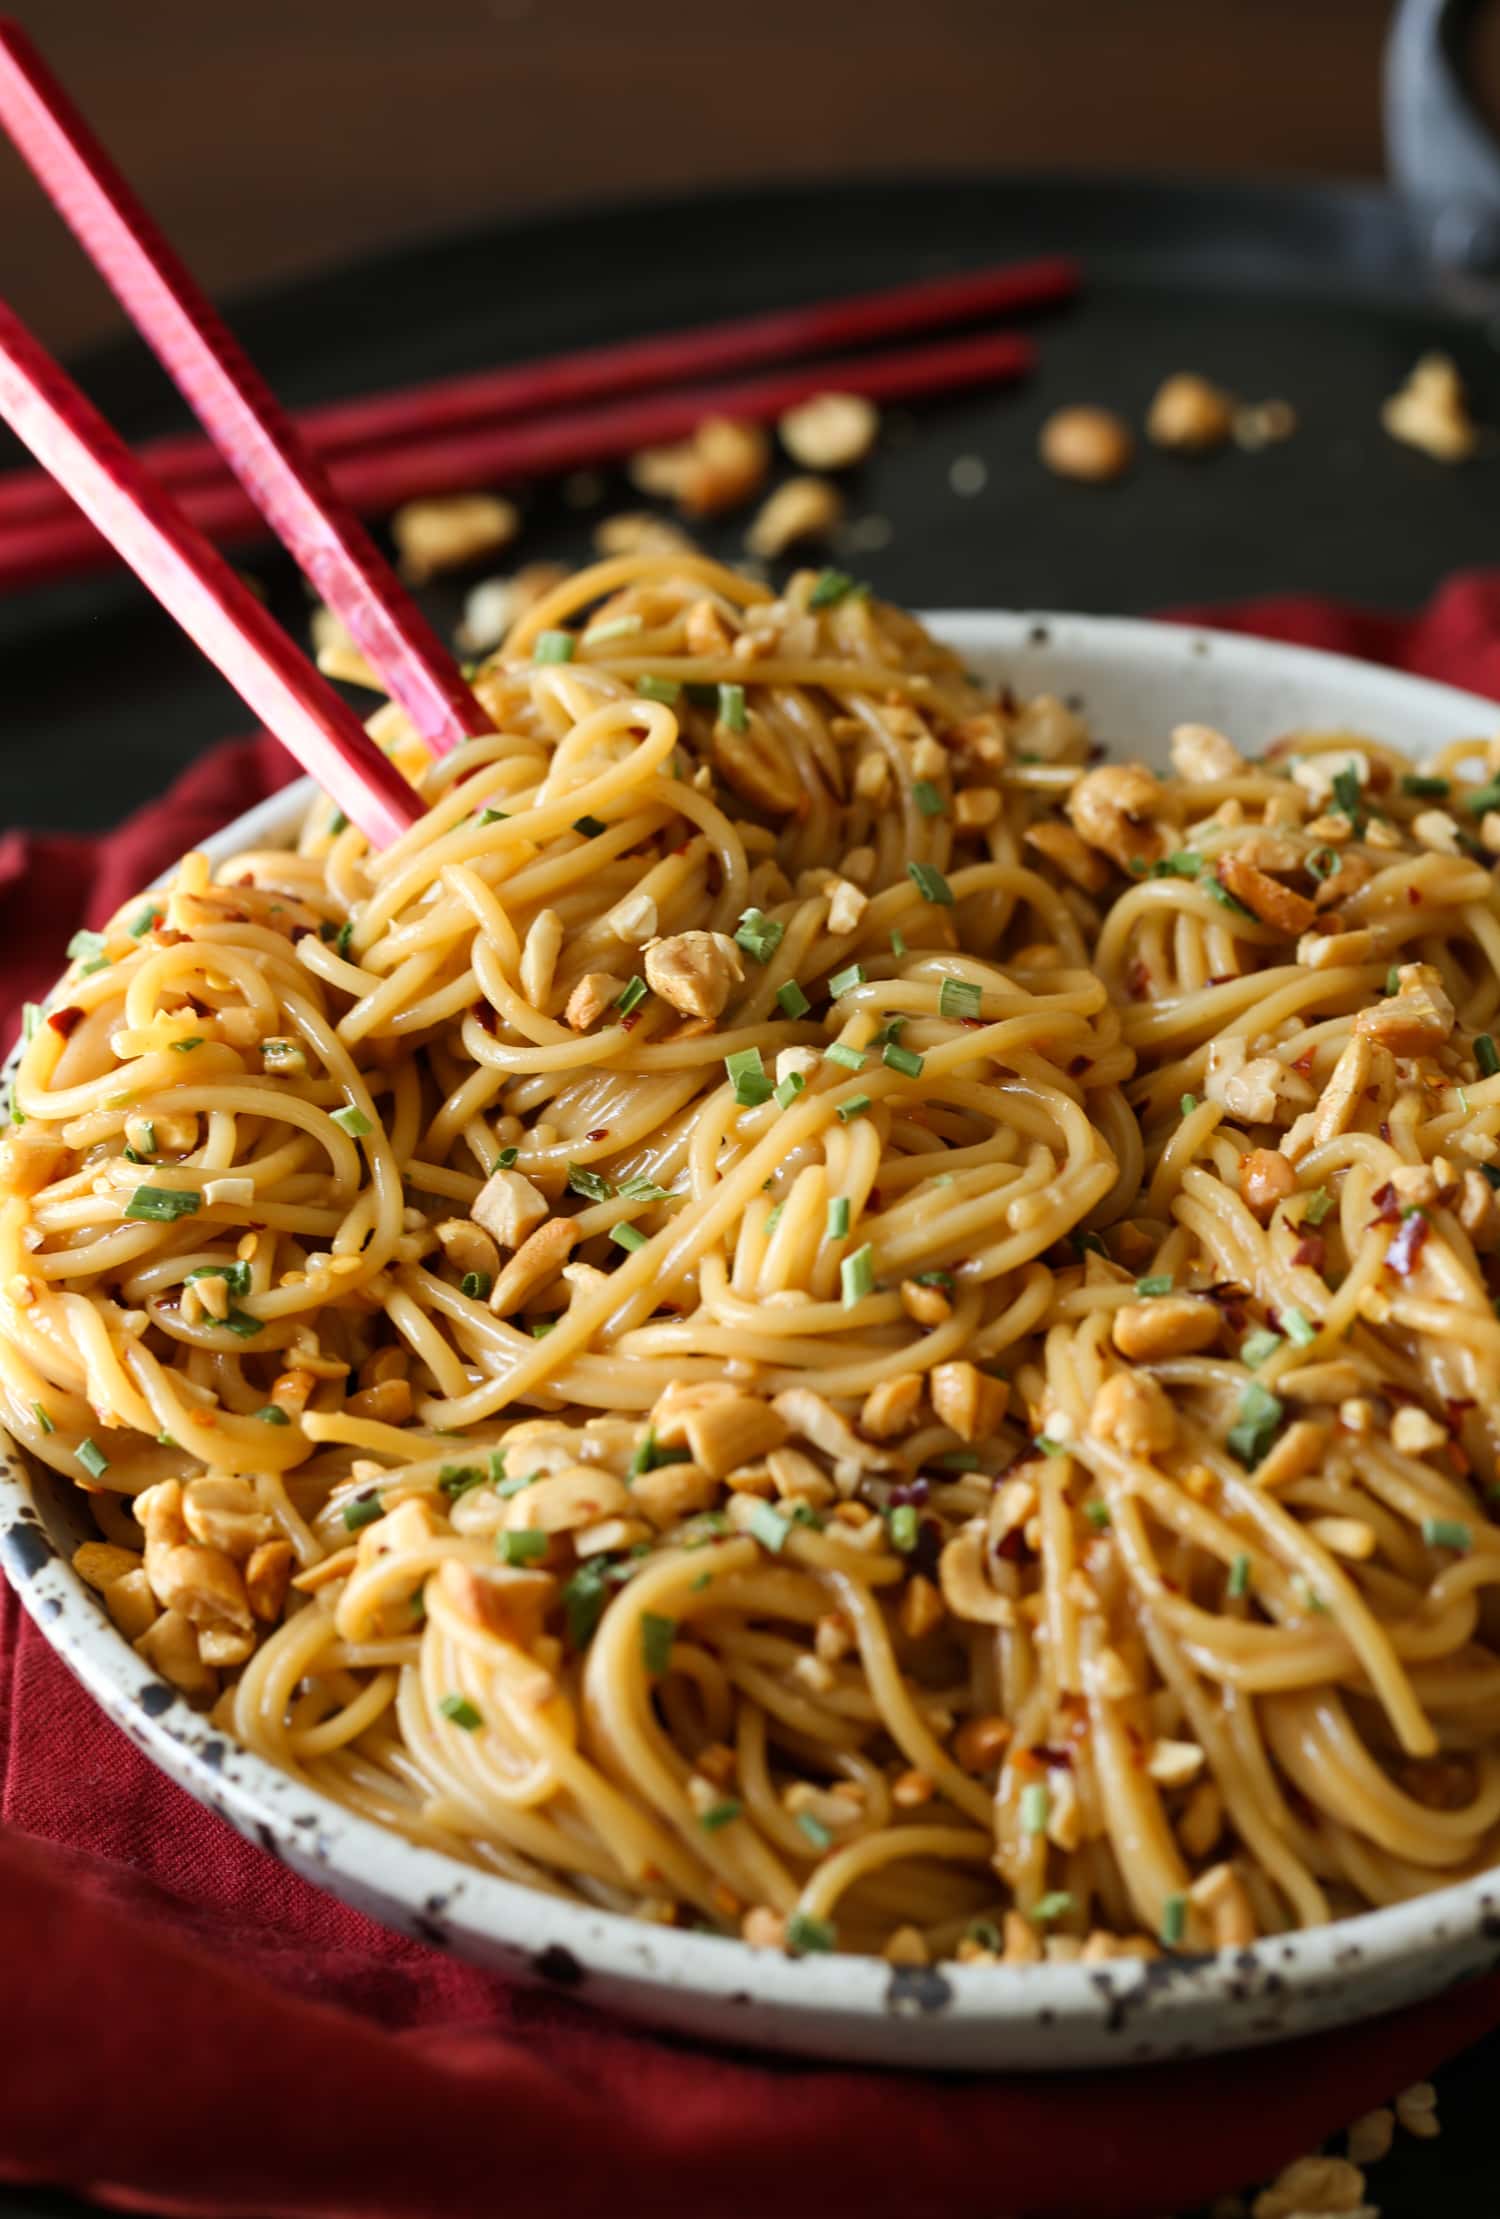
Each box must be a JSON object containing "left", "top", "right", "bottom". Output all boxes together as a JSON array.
[{"left": 10, "top": 549, "right": 1500, "bottom": 1973}]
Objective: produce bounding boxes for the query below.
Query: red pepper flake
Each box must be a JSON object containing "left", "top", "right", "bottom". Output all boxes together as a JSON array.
[
  {"left": 961, "top": 1015, "right": 987, "bottom": 1030},
  {"left": 585, "top": 1128, "right": 610, "bottom": 1142},
  {"left": 1291, "top": 1050, "right": 1315, "bottom": 1079},
  {"left": 1445, "top": 1398, "right": 1476, "bottom": 1423},
  {"left": 1207, "top": 974, "right": 1237, "bottom": 987},
  {"left": 1292, "top": 1234, "right": 1326, "bottom": 1272},
  {"left": 1127, "top": 959, "right": 1151, "bottom": 1001},
  {"left": 620, "top": 1012, "right": 641, "bottom": 1031},
  {"left": 1032, "top": 1742, "right": 1075, "bottom": 1770},
  {"left": 1009, "top": 1745, "right": 1045, "bottom": 1778},
  {"left": 994, "top": 1526, "right": 1031, "bottom": 1565},
  {"left": 1386, "top": 1211, "right": 1430, "bottom": 1277},
  {"left": 1369, "top": 1181, "right": 1401, "bottom": 1225},
  {"left": 1067, "top": 1054, "right": 1091, "bottom": 1076},
  {"left": 1447, "top": 1440, "right": 1472, "bottom": 1477},
  {"left": 1408, "top": 887, "right": 1423, "bottom": 906},
  {"left": 46, "top": 1005, "right": 84, "bottom": 1038}
]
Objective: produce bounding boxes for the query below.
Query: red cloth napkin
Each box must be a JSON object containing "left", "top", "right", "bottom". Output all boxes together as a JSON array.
[{"left": 6, "top": 574, "right": 1500, "bottom": 2219}]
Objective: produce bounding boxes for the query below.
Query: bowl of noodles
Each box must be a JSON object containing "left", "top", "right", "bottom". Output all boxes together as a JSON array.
[{"left": 5, "top": 552, "right": 1500, "bottom": 2070}]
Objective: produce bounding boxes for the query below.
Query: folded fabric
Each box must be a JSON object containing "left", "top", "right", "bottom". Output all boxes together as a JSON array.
[{"left": 5, "top": 572, "right": 1500, "bottom": 2219}]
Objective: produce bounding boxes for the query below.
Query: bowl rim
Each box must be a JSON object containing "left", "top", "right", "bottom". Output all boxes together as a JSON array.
[{"left": 6, "top": 604, "right": 1500, "bottom": 2057}]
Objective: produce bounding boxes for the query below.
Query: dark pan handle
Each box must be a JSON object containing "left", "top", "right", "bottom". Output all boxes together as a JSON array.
[{"left": 1386, "top": 0, "right": 1500, "bottom": 274}]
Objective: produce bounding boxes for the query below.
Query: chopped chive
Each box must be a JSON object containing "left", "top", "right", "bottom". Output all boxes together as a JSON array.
[
  {"left": 342, "top": 1493, "right": 383, "bottom": 1530},
  {"left": 489, "top": 1450, "right": 509, "bottom": 1481},
  {"left": 786, "top": 1912, "right": 838, "bottom": 1954},
  {"left": 531, "top": 1319, "right": 556, "bottom": 1338},
  {"left": 635, "top": 674, "right": 682, "bottom": 705},
  {"left": 572, "top": 814, "right": 608, "bottom": 837},
  {"left": 887, "top": 1503, "right": 919, "bottom": 1552},
  {"left": 773, "top": 1071, "right": 805, "bottom": 1109},
  {"left": 827, "top": 1196, "right": 851, "bottom": 1241},
  {"left": 828, "top": 962, "right": 865, "bottom": 998},
  {"left": 699, "top": 1799, "right": 743, "bottom": 1831},
  {"left": 123, "top": 1185, "right": 201, "bottom": 1223},
  {"left": 1020, "top": 1781, "right": 1049, "bottom": 1836},
  {"left": 533, "top": 629, "right": 575, "bottom": 664},
  {"left": 1478, "top": 1035, "right": 1500, "bottom": 1078},
  {"left": 777, "top": 980, "right": 811, "bottom": 1019},
  {"left": 915, "top": 1271, "right": 954, "bottom": 1289},
  {"left": 939, "top": 976, "right": 982, "bottom": 1020},
  {"left": 1282, "top": 1307, "right": 1317, "bottom": 1347},
  {"left": 796, "top": 1810, "right": 833, "bottom": 1852},
  {"left": 1084, "top": 1499, "right": 1111, "bottom": 1531},
  {"left": 1180, "top": 1093, "right": 1198, "bottom": 1116},
  {"left": 495, "top": 1146, "right": 519, "bottom": 1169},
  {"left": 611, "top": 1223, "right": 648, "bottom": 1254},
  {"left": 640, "top": 1612, "right": 676, "bottom": 1675},
  {"left": 807, "top": 569, "right": 859, "bottom": 609},
  {"left": 439, "top": 1464, "right": 488, "bottom": 1498},
  {"left": 497, "top": 1528, "right": 549, "bottom": 1565},
  {"left": 221, "top": 1306, "right": 264, "bottom": 1338},
  {"left": 137, "top": 1122, "right": 157, "bottom": 1155},
  {"left": 67, "top": 929, "right": 106, "bottom": 963},
  {"left": 128, "top": 903, "right": 162, "bottom": 936},
  {"left": 616, "top": 975, "right": 648, "bottom": 1015},
  {"left": 1160, "top": 1893, "right": 1187, "bottom": 1948},
  {"left": 836, "top": 1094, "right": 872, "bottom": 1123},
  {"left": 328, "top": 810, "right": 350, "bottom": 835},
  {"left": 913, "top": 780, "right": 946, "bottom": 817},
  {"left": 890, "top": 929, "right": 907, "bottom": 957},
  {"left": 1031, "top": 1891, "right": 1074, "bottom": 1924},
  {"left": 965, "top": 1918, "right": 1002, "bottom": 1953},
  {"left": 1034, "top": 1435, "right": 1068, "bottom": 1458},
  {"left": 254, "top": 1404, "right": 291, "bottom": 1426},
  {"left": 826, "top": 1042, "right": 866, "bottom": 1070},
  {"left": 1330, "top": 765, "right": 1366, "bottom": 829},
  {"left": 841, "top": 1243, "right": 875, "bottom": 1307},
  {"left": 584, "top": 614, "right": 643, "bottom": 645},
  {"left": 1385, "top": 966, "right": 1401, "bottom": 997},
  {"left": 331, "top": 1104, "right": 372, "bottom": 1138},
  {"left": 907, "top": 860, "right": 953, "bottom": 906},
  {"left": 1403, "top": 773, "right": 1450, "bottom": 798},
  {"left": 1227, "top": 1381, "right": 1283, "bottom": 1467},
  {"left": 32, "top": 1402, "right": 54, "bottom": 1435},
  {"left": 477, "top": 807, "right": 509, "bottom": 826},
  {"left": 1204, "top": 877, "right": 1253, "bottom": 917},
  {"left": 185, "top": 1261, "right": 251, "bottom": 1296},
  {"left": 1303, "top": 1188, "right": 1335, "bottom": 1226},
  {"left": 494, "top": 1473, "right": 533, "bottom": 1498},
  {"left": 1306, "top": 846, "right": 1340, "bottom": 881},
  {"left": 1422, "top": 1517, "right": 1472, "bottom": 1553},
  {"left": 460, "top": 1271, "right": 493, "bottom": 1300},
  {"left": 562, "top": 1561, "right": 611, "bottom": 1649},
  {"left": 935, "top": 1448, "right": 981, "bottom": 1471},
  {"left": 883, "top": 1042, "right": 924, "bottom": 1078},
  {"left": 725, "top": 1046, "right": 773, "bottom": 1108},
  {"left": 1463, "top": 780, "right": 1500, "bottom": 817},
  {"left": 1228, "top": 1552, "right": 1251, "bottom": 1599},
  {"left": 734, "top": 907, "right": 784, "bottom": 964},
  {"left": 438, "top": 1694, "right": 482, "bottom": 1730},
  {"left": 1240, "top": 1326, "right": 1283, "bottom": 1369},
  {"left": 169, "top": 1037, "right": 204, "bottom": 1054},
  {"left": 567, "top": 1163, "right": 615, "bottom": 1203},
  {"left": 1150, "top": 851, "right": 1203, "bottom": 879},
  {"left": 618, "top": 1175, "right": 672, "bottom": 1202},
  {"left": 1134, "top": 1274, "right": 1173, "bottom": 1297},
  {"left": 747, "top": 1499, "right": 792, "bottom": 1553},
  {"left": 21, "top": 1002, "right": 40, "bottom": 1042},
  {"left": 718, "top": 681, "right": 747, "bottom": 732}
]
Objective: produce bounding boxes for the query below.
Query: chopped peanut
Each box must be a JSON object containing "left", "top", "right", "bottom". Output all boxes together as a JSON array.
[
  {"left": 1090, "top": 1370, "right": 1176, "bottom": 1456},
  {"left": 1215, "top": 852, "right": 1315, "bottom": 935},
  {"left": 632, "top": 416, "right": 769, "bottom": 514},
  {"left": 631, "top": 1459, "right": 720, "bottom": 1529},
  {"left": 244, "top": 1538, "right": 294, "bottom": 1623},
  {"left": 563, "top": 972, "right": 627, "bottom": 1032},
  {"left": 104, "top": 1568, "right": 158, "bottom": 1642},
  {"left": 472, "top": 1167, "right": 549, "bottom": 1251},
  {"left": 1147, "top": 374, "right": 1234, "bottom": 454},
  {"left": 1251, "top": 1418, "right": 1329, "bottom": 1491},
  {"left": 825, "top": 876, "right": 868, "bottom": 934},
  {"left": 181, "top": 1476, "right": 276, "bottom": 1559},
  {"left": 712, "top": 714, "right": 802, "bottom": 814},
  {"left": 1354, "top": 962, "right": 1455, "bottom": 1055},
  {"left": 953, "top": 1714, "right": 1011, "bottom": 1772},
  {"left": 644, "top": 931, "right": 743, "bottom": 1020},
  {"left": 73, "top": 1540, "right": 144, "bottom": 1593},
  {"left": 898, "top": 1574, "right": 945, "bottom": 1641},
  {"left": 1392, "top": 1404, "right": 1446, "bottom": 1455},
  {"left": 900, "top": 1276, "right": 952, "bottom": 1326},
  {"left": 1066, "top": 762, "right": 1168, "bottom": 872},
  {"left": 519, "top": 908, "right": 564, "bottom": 1008},
  {"left": 136, "top": 1608, "right": 216, "bottom": 1701},
  {"left": 1382, "top": 352, "right": 1477, "bottom": 462},
  {"left": 1251, "top": 2153, "right": 1369, "bottom": 2219},
  {"left": 1039, "top": 405, "right": 1133, "bottom": 483},
  {"left": 1023, "top": 820, "right": 1113, "bottom": 893},
  {"left": 929, "top": 1360, "right": 1008, "bottom": 1442},
  {"left": 1297, "top": 925, "right": 1375, "bottom": 970},
  {"left": 681, "top": 1393, "right": 789, "bottom": 1480},
  {"left": 953, "top": 787, "right": 1000, "bottom": 830},
  {"left": 1240, "top": 1147, "right": 1298, "bottom": 1220},
  {"left": 488, "top": 1219, "right": 576, "bottom": 1316},
  {"left": 860, "top": 1372, "right": 925, "bottom": 1440},
  {"left": 391, "top": 493, "right": 519, "bottom": 583},
  {"left": 1111, "top": 1296, "right": 1220, "bottom": 1361},
  {"left": 1169, "top": 722, "right": 1241, "bottom": 780},
  {"left": 892, "top": 1768, "right": 935, "bottom": 1808},
  {"left": 779, "top": 391, "right": 879, "bottom": 471},
  {"left": 745, "top": 476, "right": 843, "bottom": 558}
]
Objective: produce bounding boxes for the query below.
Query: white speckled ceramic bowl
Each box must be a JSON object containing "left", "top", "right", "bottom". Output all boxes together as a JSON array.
[{"left": 5, "top": 611, "right": 1500, "bottom": 2071}]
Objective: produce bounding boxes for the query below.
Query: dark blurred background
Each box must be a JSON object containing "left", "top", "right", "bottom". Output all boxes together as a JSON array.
[{"left": 6, "top": 0, "right": 1500, "bottom": 354}]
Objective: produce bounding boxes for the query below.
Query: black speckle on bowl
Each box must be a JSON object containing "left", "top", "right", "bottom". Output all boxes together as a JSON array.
[
  {"left": 253, "top": 1821, "right": 283, "bottom": 1864},
  {"left": 535, "top": 1943, "right": 585, "bottom": 1987},
  {"left": 1027, "top": 623, "right": 1051, "bottom": 647},
  {"left": 412, "top": 1915, "right": 449, "bottom": 1950},
  {"left": 40, "top": 1596, "right": 61, "bottom": 1621},
  {"left": 137, "top": 1681, "right": 174, "bottom": 1718},
  {"left": 424, "top": 1891, "right": 452, "bottom": 1917},
  {"left": 2, "top": 1520, "right": 57, "bottom": 1580},
  {"left": 199, "top": 1738, "right": 226, "bottom": 1772},
  {"left": 884, "top": 1963, "right": 952, "bottom": 2017}
]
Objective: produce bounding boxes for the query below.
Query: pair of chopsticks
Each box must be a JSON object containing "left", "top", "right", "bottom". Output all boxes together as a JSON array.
[{"left": 0, "top": 21, "right": 1078, "bottom": 849}]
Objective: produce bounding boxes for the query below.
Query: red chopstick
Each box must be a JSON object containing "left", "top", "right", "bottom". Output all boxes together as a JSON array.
[
  {"left": 0, "top": 298, "right": 420, "bottom": 847},
  {"left": 0, "top": 18, "right": 487, "bottom": 757},
  {"left": 0, "top": 325, "right": 1037, "bottom": 592},
  {"left": 0, "top": 254, "right": 1078, "bottom": 528}
]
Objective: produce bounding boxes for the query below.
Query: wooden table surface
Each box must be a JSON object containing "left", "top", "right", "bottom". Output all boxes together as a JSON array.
[{"left": 0, "top": 0, "right": 1457, "bottom": 357}]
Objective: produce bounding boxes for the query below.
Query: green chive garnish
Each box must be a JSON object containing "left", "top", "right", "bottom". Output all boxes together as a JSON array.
[
  {"left": 786, "top": 1912, "right": 837, "bottom": 1954},
  {"left": 773, "top": 1072, "right": 805, "bottom": 1109},
  {"left": 611, "top": 1223, "right": 648, "bottom": 1253},
  {"left": 699, "top": 1799, "right": 742, "bottom": 1831},
  {"left": 1303, "top": 1188, "right": 1335, "bottom": 1226},
  {"left": 913, "top": 780, "right": 946, "bottom": 817},
  {"left": 734, "top": 908, "right": 784, "bottom": 964},
  {"left": 1478, "top": 1036, "right": 1500, "bottom": 1078},
  {"left": 890, "top": 929, "right": 907, "bottom": 957},
  {"left": 572, "top": 814, "right": 607, "bottom": 837},
  {"left": 1084, "top": 1499, "right": 1110, "bottom": 1531},
  {"left": 1134, "top": 1274, "right": 1173, "bottom": 1297},
  {"left": 331, "top": 1104, "right": 372, "bottom": 1138},
  {"left": 636, "top": 674, "right": 682, "bottom": 705},
  {"left": 1422, "top": 1517, "right": 1472, "bottom": 1553},
  {"left": 439, "top": 1694, "right": 482, "bottom": 1730},
  {"left": 747, "top": 1499, "right": 791, "bottom": 1553},
  {"left": 1282, "top": 1307, "right": 1317, "bottom": 1347},
  {"left": 1228, "top": 1553, "right": 1251, "bottom": 1599},
  {"left": 616, "top": 976, "right": 648, "bottom": 1015},
  {"left": 460, "top": 1271, "right": 493, "bottom": 1300},
  {"left": 1180, "top": 1093, "right": 1198, "bottom": 1116},
  {"left": 907, "top": 860, "right": 953, "bottom": 906},
  {"left": 640, "top": 1612, "right": 676, "bottom": 1675},
  {"left": 533, "top": 630, "right": 575, "bottom": 664},
  {"left": 32, "top": 1402, "right": 54, "bottom": 1435},
  {"left": 1031, "top": 1892, "right": 1074, "bottom": 1924},
  {"left": 718, "top": 682, "right": 747, "bottom": 732},
  {"left": 828, "top": 962, "right": 865, "bottom": 998},
  {"left": 827, "top": 1196, "right": 850, "bottom": 1240},
  {"left": 342, "top": 1494, "right": 383, "bottom": 1530},
  {"left": 1403, "top": 773, "right": 1450, "bottom": 799},
  {"left": 883, "top": 1043, "right": 924, "bottom": 1078},
  {"left": 796, "top": 1811, "right": 833, "bottom": 1851},
  {"left": 777, "top": 980, "right": 810, "bottom": 1019},
  {"left": 1240, "top": 1326, "right": 1282, "bottom": 1370},
  {"left": 841, "top": 1243, "right": 874, "bottom": 1307},
  {"left": 1227, "top": 1381, "right": 1283, "bottom": 1467},
  {"left": 1160, "top": 1893, "right": 1187, "bottom": 1948},
  {"left": 939, "top": 977, "right": 982, "bottom": 1020},
  {"left": 1019, "top": 1781, "right": 1049, "bottom": 1835},
  {"left": 254, "top": 1404, "right": 290, "bottom": 1426},
  {"left": 439, "top": 1465, "right": 488, "bottom": 1498},
  {"left": 836, "top": 1094, "right": 871, "bottom": 1122},
  {"left": 497, "top": 1529, "right": 548, "bottom": 1565},
  {"left": 807, "top": 569, "right": 859, "bottom": 609},
  {"left": 826, "top": 1042, "right": 866, "bottom": 1070},
  {"left": 567, "top": 1164, "right": 614, "bottom": 1203},
  {"left": 887, "top": 1503, "right": 919, "bottom": 1552},
  {"left": 123, "top": 1185, "right": 201, "bottom": 1223},
  {"left": 725, "top": 1046, "right": 773, "bottom": 1108}
]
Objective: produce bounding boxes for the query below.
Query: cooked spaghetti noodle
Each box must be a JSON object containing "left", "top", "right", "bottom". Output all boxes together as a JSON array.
[{"left": 7, "top": 552, "right": 1500, "bottom": 1967}]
